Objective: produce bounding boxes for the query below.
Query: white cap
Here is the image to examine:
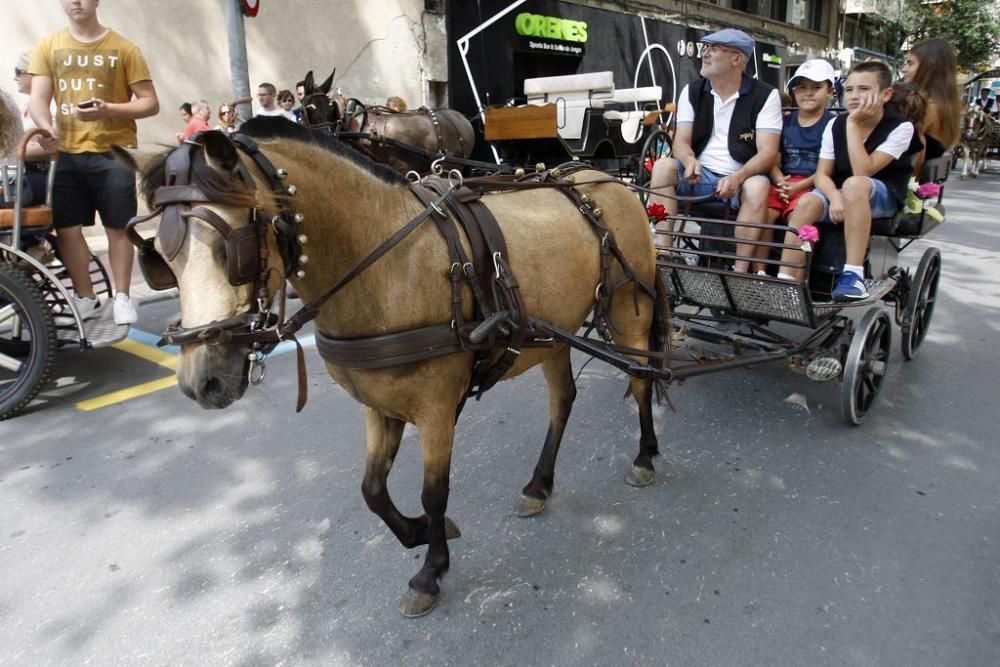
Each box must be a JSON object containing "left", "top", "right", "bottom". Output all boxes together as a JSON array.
[{"left": 787, "top": 59, "right": 835, "bottom": 91}]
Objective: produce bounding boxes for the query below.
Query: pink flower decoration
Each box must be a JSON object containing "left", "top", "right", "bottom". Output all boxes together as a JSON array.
[
  {"left": 798, "top": 225, "right": 820, "bottom": 243},
  {"left": 916, "top": 182, "right": 941, "bottom": 199},
  {"left": 646, "top": 203, "right": 668, "bottom": 221}
]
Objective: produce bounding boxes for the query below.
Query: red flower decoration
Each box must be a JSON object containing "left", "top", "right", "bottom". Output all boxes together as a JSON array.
[
  {"left": 646, "top": 203, "right": 668, "bottom": 221},
  {"left": 916, "top": 182, "right": 941, "bottom": 199}
]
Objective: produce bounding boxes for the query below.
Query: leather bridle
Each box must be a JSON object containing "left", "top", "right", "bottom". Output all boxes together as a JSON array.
[{"left": 125, "top": 132, "right": 304, "bottom": 358}]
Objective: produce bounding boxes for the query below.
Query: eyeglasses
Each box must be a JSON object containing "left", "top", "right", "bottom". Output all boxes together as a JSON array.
[
  {"left": 701, "top": 44, "right": 741, "bottom": 56},
  {"left": 278, "top": 98, "right": 293, "bottom": 103}
]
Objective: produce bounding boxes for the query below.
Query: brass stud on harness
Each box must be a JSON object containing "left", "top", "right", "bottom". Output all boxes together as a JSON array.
[
  {"left": 593, "top": 208, "right": 604, "bottom": 219},
  {"left": 535, "top": 163, "right": 545, "bottom": 173},
  {"left": 299, "top": 254, "right": 309, "bottom": 265},
  {"left": 296, "top": 269, "right": 306, "bottom": 279},
  {"left": 297, "top": 234, "right": 308, "bottom": 245},
  {"left": 551, "top": 168, "right": 562, "bottom": 178},
  {"left": 514, "top": 167, "right": 525, "bottom": 177},
  {"left": 275, "top": 168, "right": 288, "bottom": 180},
  {"left": 285, "top": 185, "right": 297, "bottom": 196},
  {"left": 294, "top": 212, "right": 305, "bottom": 223},
  {"left": 581, "top": 193, "right": 593, "bottom": 204}
]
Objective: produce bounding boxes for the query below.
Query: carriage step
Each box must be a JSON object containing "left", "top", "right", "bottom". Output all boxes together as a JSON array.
[{"left": 812, "top": 277, "right": 897, "bottom": 310}]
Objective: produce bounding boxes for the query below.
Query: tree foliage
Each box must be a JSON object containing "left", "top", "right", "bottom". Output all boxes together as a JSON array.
[{"left": 903, "top": 0, "right": 1000, "bottom": 71}]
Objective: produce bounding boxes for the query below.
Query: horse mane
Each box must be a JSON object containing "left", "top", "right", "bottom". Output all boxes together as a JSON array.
[
  {"left": 139, "top": 117, "right": 408, "bottom": 210},
  {"left": 139, "top": 148, "right": 259, "bottom": 211},
  {"left": 238, "top": 116, "right": 408, "bottom": 185}
]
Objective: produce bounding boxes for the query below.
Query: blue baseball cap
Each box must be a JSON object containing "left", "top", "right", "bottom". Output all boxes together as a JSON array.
[{"left": 700, "top": 29, "right": 756, "bottom": 59}]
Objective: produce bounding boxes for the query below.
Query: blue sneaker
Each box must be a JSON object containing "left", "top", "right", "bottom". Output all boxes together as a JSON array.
[{"left": 832, "top": 270, "right": 868, "bottom": 301}]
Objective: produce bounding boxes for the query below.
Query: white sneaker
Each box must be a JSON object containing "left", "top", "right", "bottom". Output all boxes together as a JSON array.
[
  {"left": 113, "top": 293, "right": 138, "bottom": 325},
  {"left": 54, "top": 293, "right": 102, "bottom": 326}
]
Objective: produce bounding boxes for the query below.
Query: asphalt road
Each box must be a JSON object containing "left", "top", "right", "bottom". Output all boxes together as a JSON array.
[{"left": 2, "top": 165, "right": 999, "bottom": 666}]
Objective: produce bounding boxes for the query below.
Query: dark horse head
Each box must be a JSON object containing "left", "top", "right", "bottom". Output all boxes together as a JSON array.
[{"left": 300, "top": 69, "right": 340, "bottom": 131}]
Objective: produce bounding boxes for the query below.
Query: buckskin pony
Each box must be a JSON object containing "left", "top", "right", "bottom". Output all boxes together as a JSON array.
[
  {"left": 114, "top": 117, "right": 668, "bottom": 617},
  {"left": 299, "top": 69, "right": 475, "bottom": 174}
]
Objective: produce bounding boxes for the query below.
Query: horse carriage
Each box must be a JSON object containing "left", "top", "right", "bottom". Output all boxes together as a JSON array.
[
  {"left": 1, "top": 129, "right": 129, "bottom": 420},
  {"left": 653, "top": 151, "right": 947, "bottom": 425},
  {"left": 482, "top": 70, "right": 672, "bottom": 189}
]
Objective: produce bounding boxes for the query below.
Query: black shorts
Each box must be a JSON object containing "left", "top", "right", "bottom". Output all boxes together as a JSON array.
[{"left": 52, "top": 151, "right": 137, "bottom": 229}]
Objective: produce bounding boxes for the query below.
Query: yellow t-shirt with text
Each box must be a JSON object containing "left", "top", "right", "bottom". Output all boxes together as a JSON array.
[{"left": 29, "top": 29, "right": 152, "bottom": 153}]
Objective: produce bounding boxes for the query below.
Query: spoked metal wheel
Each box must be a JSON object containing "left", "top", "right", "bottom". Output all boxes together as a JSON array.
[
  {"left": 0, "top": 265, "right": 56, "bottom": 420},
  {"left": 841, "top": 308, "right": 892, "bottom": 426},
  {"left": 636, "top": 129, "right": 672, "bottom": 204},
  {"left": 900, "top": 247, "right": 941, "bottom": 361}
]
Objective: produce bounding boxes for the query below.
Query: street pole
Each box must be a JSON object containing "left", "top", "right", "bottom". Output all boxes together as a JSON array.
[{"left": 224, "top": 0, "right": 252, "bottom": 122}]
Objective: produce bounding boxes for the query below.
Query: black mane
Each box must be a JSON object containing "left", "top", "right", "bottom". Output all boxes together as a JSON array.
[{"left": 238, "top": 116, "right": 408, "bottom": 185}]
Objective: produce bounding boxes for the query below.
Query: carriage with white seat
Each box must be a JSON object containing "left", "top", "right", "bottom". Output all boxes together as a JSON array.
[{"left": 483, "top": 70, "right": 672, "bottom": 191}]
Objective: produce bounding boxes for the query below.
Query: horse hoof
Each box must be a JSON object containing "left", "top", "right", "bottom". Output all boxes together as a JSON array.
[
  {"left": 625, "top": 465, "right": 656, "bottom": 487},
  {"left": 445, "top": 517, "right": 461, "bottom": 540},
  {"left": 515, "top": 495, "right": 547, "bottom": 517},
  {"left": 399, "top": 588, "right": 438, "bottom": 618}
]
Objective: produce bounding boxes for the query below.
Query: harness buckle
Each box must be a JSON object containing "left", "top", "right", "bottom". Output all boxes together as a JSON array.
[
  {"left": 579, "top": 203, "right": 593, "bottom": 215},
  {"left": 248, "top": 349, "right": 267, "bottom": 385},
  {"left": 492, "top": 251, "right": 503, "bottom": 279}
]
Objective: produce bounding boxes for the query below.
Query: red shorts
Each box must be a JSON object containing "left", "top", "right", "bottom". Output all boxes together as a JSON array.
[{"left": 767, "top": 175, "right": 811, "bottom": 219}]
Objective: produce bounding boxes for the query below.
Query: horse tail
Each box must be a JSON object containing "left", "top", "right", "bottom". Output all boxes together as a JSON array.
[{"left": 649, "top": 265, "right": 673, "bottom": 406}]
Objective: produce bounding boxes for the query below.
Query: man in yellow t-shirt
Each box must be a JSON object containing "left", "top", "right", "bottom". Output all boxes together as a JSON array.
[{"left": 29, "top": 0, "right": 159, "bottom": 326}]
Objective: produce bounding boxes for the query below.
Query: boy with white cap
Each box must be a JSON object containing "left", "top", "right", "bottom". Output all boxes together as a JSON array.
[{"left": 757, "top": 59, "right": 837, "bottom": 275}]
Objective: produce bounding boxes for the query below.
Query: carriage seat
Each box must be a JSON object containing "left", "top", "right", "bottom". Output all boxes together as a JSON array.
[
  {"left": 0, "top": 205, "right": 52, "bottom": 230},
  {"left": 525, "top": 71, "right": 614, "bottom": 141}
]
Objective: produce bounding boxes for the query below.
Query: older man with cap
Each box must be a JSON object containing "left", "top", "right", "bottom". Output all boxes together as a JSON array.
[{"left": 649, "top": 28, "right": 782, "bottom": 273}]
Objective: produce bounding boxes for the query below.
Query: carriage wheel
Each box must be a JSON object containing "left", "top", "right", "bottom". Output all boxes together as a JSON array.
[
  {"left": 0, "top": 265, "right": 56, "bottom": 420},
  {"left": 840, "top": 308, "right": 891, "bottom": 426},
  {"left": 900, "top": 247, "right": 941, "bottom": 361},
  {"left": 636, "top": 129, "right": 672, "bottom": 204}
]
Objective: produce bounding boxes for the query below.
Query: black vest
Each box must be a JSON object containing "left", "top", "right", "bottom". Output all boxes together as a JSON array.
[
  {"left": 830, "top": 112, "right": 916, "bottom": 206},
  {"left": 689, "top": 75, "right": 775, "bottom": 165}
]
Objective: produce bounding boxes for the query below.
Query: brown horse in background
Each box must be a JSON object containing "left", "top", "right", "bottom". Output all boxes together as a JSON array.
[
  {"left": 960, "top": 102, "right": 995, "bottom": 179},
  {"left": 300, "top": 69, "right": 475, "bottom": 174},
  {"left": 115, "top": 118, "right": 667, "bottom": 618}
]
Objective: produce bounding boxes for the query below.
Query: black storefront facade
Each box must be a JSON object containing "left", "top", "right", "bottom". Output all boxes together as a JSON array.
[{"left": 446, "top": 0, "right": 786, "bottom": 162}]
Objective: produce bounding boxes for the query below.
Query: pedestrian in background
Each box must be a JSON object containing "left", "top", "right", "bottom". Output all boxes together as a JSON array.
[
  {"left": 29, "top": 0, "right": 160, "bottom": 326},
  {"left": 181, "top": 99, "right": 211, "bottom": 140}
]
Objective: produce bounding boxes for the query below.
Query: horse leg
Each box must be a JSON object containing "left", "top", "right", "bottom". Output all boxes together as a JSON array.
[
  {"left": 516, "top": 346, "right": 577, "bottom": 517},
  {"left": 625, "top": 375, "right": 660, "bottom": 487},
  {"left": 361, "top": 408, "right": 460, "bottom": 550},
  {"left": 399, "top": 415, "right": 458, "bottom": 618}
]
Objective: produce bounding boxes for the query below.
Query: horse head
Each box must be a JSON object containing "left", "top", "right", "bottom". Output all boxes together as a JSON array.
[
  {"left": 301, "top": 68, "right": 340, "bottom": 131},
  {"left": 963, "top": 103, "right": 986, "bottom": 141},
  {"left": 113, "top": 131, "right": 290, "bottom": 409}
]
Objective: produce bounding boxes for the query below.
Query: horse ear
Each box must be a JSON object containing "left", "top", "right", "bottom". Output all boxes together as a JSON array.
[
  {"left": 111, "top": 145, "right": 158, "bottom": 174},
  {"left": 304, "top": 70, "right": 315, "bottom": 93},
  {"left": 319, "top": 69, "right": 335, "bottom": 95},
  {"left": 200, "top": 130, "right": 240, "bottom": 174}
]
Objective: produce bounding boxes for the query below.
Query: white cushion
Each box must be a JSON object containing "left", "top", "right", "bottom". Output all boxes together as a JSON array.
[
  {"left": 610, "top": 86, "right": 662, "bottom": 105},
  {"left": 524, "top": 71, "right": 614, "bottom": 96}
]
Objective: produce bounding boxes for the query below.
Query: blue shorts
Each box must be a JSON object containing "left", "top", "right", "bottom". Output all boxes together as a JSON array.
[
  {"left": 673, "top": 163, "right": 747, "bottom": 210},
  {"left": 804, "top": 178, "right": 899, "bottom": 221}
]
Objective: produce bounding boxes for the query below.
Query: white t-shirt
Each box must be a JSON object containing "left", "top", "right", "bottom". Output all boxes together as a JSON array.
[
  {"left": 818, "top": 118, "right": 915, "bottom": 161},
  {"left": 676, "top": 81, "right": 783, "bottom": 175}
]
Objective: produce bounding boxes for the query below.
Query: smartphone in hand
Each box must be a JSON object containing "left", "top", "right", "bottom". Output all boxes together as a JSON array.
[{"left": 77, "top": 99, "right": 95, "bottom": 109}]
